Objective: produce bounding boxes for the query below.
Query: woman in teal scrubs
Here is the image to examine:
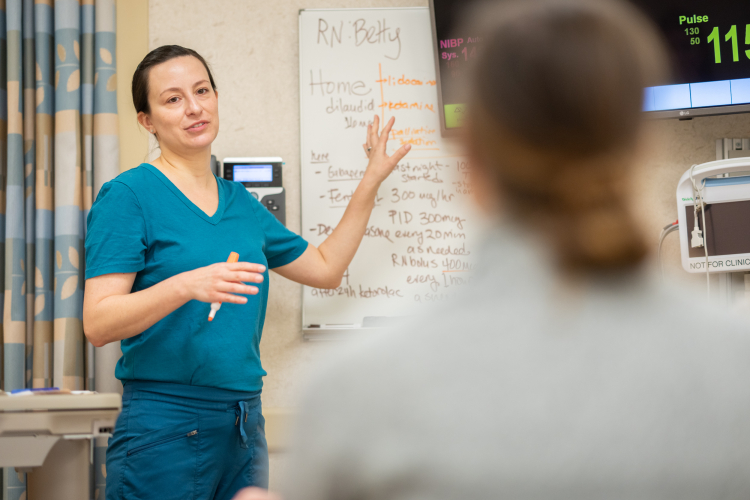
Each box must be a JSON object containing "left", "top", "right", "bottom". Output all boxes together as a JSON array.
[{"left": 83, "top": 45, "right": 410, "bottom": 500}]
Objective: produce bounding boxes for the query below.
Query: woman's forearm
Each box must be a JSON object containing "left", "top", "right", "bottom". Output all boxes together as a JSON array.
[
  {"left": 84, "top": 273, "right": 191, "bottom": 347},
  {"left": 273, "top": 116, "right": 410, "bottom": 289},
  {"left": 316, "top": 175, "right": 380, "bottom": 281},
  {"left": 84, "top": 262, "right": 264, "bottom": 347}
]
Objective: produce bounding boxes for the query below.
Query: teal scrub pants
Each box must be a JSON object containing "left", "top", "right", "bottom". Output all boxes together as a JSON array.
[{"left": 105, "top": 381, "right": 268, "bottom": 500}]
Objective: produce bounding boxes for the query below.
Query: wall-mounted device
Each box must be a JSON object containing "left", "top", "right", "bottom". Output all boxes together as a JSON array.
[
  {"left": 630, "top": 0, "right": 750, "bottom": 119},
  {"left": 429, "top": 0, "right": 750, "bottom": 133},
  {"left": 657, "top": 138, "right": 750, "bottom": 304},
  {"left": 221, "top": 157, "right": 286, "bottom": 225},
  {"left": 677, "top": 157, "right": 750, "bottom": 273}
]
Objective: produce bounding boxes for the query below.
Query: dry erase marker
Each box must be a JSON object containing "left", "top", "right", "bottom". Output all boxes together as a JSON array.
[{"left": 208, "top": 251, "right": 240, "bottom": 322}]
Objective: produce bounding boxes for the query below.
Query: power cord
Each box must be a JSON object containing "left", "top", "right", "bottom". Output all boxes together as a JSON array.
[
  {"left": 657, "top": 221, "right": 679, "bottom": 280},
  {"left": 689, "top": 164, "right": 710, "bottom": 299}
]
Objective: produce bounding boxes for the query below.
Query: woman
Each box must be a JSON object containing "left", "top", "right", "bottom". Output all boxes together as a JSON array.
[
  {"left": 274, "top": 1, "right": 750, "bottom": 500},
  {"left": 83, "top": 45, "right": 410, "bottom": 500}
]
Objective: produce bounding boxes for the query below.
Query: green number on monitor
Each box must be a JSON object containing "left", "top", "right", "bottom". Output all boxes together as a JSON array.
[
  {"left": 726, "top": 25, "right": 739, "bottom": 62},
  {"left": 746, "top": 24, "right": 750, "bottom": 60},
  {"left": 708, "top": 26, "right": 721, "bottom": 63}
]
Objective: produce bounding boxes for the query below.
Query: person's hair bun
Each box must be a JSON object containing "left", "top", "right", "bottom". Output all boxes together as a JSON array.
[{"left": 466, "top": 0, "right": 667, "bottom": 272}]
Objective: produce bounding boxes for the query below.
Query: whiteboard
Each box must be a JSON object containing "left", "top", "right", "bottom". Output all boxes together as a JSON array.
[{"left": 299, "top": 7, "right": 482, "bottom": 333}]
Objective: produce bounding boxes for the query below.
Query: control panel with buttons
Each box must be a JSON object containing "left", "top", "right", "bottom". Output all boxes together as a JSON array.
[{"left": 221, "top": 157, "right": 287, "bottom": 225}]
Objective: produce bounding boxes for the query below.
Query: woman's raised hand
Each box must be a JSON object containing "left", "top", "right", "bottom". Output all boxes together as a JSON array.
[
  {"left": 361, "top": 115, "right": 411, "bottom": 184},
  {"left": 181, "top": 262, "right": 266, "bottom": 304}
]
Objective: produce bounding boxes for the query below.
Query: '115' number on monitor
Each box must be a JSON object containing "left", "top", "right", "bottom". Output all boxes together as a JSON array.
[{"left": 706, "top": 25, "right": 750, "bottom": 63}]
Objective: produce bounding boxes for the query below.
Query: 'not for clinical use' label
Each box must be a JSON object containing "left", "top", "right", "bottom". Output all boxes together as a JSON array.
[{"left": 690, "top": 258, "right": 750, "bottom": 270}]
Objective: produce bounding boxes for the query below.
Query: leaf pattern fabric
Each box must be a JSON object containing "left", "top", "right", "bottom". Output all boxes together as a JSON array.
[{"left": 1, "top": 1, "right": 118, "bottom": 498}]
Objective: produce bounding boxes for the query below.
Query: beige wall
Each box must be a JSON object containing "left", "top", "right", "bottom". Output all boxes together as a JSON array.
[{"left": 117, "top": 0, "right": 150, "bottom": 171}]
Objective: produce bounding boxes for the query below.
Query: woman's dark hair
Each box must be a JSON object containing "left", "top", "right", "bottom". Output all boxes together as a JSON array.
[
  {"left": 132, "top": 45, "right": 218, "bottom": 115},
  {"left": 466, "top": 0, "right": 669, "bottom": 272}
]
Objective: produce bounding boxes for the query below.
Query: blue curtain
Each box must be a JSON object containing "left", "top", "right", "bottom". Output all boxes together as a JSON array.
[{"left": 1, "top": 0, "right": 118, "bottom": 498}]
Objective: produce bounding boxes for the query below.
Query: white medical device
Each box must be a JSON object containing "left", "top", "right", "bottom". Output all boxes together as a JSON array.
[
  {"left": 0, "top": 392, "right": 121, "bottom": 500},
  {"left": 677, "top": 157, "right": 750, "bottom": 273}
]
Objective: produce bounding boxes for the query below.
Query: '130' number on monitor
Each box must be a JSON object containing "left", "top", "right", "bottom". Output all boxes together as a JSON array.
[{"left": 706, "top": 25, "right": 750, "bottom": 63}]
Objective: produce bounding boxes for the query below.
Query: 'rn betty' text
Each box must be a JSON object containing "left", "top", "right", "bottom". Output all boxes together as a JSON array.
[{"left": 317, "top": 18, "right": 402, "bottom": 60}]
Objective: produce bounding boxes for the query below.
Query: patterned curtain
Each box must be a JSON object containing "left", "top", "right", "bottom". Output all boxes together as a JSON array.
[{"left": 1, "top": 1, "right": 119, "bottom": 499}]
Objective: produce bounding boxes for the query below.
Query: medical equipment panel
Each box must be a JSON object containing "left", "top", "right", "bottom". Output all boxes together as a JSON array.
[
  {"left": 676, "top": 158, "right": 750, "bottom": 272},
  {"left": 222, "top": 157, "right": 287, "bottom": 225}
]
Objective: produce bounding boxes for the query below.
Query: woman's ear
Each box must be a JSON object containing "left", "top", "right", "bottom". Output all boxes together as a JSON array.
[{"left": 137, "top": 111, "right": 153, "bottom": 134}]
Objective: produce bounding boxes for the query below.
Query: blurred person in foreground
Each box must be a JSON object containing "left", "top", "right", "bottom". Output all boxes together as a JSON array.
[{"left": 238, "top": 0, "right": 750, "bottom": 499}]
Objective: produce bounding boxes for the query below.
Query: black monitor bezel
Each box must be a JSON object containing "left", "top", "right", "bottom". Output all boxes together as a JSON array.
[
  {"left": 429, "top": 0, "right": 461, "bottom": 138},
  {"left": 428, "top": 0, "right": 750, "bottom": 127},
  {"left": 647, "top": 101, "right": 750, "bottom": 120}
]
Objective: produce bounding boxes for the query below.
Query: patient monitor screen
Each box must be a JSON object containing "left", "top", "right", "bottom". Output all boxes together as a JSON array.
[
  {"left": 431, "top": 0, "right": 484, "bottom": 130},
  {"left": 432, "top": 0, "right": 750, "bottom": 120},
  {"left": 630, "top": 0, "right": 750, "bottom": 113}
]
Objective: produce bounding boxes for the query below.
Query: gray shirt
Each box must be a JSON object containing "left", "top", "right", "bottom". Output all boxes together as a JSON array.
[{"left": 284, "top": 226, "right": 750, "bottom": 500}]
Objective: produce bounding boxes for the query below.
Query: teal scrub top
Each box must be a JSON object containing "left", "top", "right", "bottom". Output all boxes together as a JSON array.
[{"left": 85, "top": 164, "right": 308, "bottom": 392}]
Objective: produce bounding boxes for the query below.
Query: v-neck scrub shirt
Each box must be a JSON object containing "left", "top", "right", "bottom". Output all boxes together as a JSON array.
[{"left": 85, "top": 164, "right": 308, "bottom": 392}]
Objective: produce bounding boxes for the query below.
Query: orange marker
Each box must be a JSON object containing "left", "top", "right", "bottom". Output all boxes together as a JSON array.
[{"left": 208, "top": 251, "right": 240, "bottom": 322}]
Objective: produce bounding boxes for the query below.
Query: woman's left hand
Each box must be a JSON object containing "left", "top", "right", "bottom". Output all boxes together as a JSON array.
[{"left": 361, "top": 115, "right": 411, "bottom": 185}]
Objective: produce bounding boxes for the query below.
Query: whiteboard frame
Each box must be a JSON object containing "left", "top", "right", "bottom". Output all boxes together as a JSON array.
[
  {"left": 299, "top": 7, "right": 427, "bottom": 12},
  {"left": 298, "top": 7, "right": 432, "bottom": 340},
  {"left": 302, "top": 327, "right": 384, "bottom": 341}
]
